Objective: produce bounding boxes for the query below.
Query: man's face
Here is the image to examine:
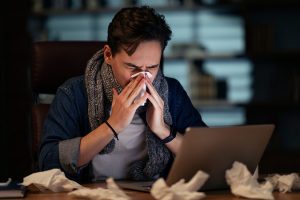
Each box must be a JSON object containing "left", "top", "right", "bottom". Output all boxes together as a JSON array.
[{"left": 104, "top": 41, "right": 162, "bottom": 88}]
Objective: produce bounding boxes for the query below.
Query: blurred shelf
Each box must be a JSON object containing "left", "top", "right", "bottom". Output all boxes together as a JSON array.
[
  {"left": 31, "top": 4, "right": 239, "bottom": 17},
  {"left": 165, "top": 52, "right": 244, "bottom": 61},
  {"left": 192, "top": 99, "right": 235, "bottom": 109},
  {"left": 247, "top": 51, "right": 300, "bottom": 62},
  {"left": 31, "top": 1, "right": 300, "bottom": 17},
  {"left": 236, "top": 0, "right": 300, "bottom": 10},
  {"left": 238, "top": 102, "right": 300, "bottom": 108},
  {"left": 192, "top": 99, "right": 300, "bottom": 109}
]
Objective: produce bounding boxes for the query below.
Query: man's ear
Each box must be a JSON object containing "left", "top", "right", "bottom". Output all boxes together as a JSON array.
[{"left": 103, "top": 45, "right": 112, "bottom": 64}]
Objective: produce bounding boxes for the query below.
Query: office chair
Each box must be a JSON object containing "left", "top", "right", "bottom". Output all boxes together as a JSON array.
[{"left": 31, "top": 41, "right": 106, "bottom": 171}]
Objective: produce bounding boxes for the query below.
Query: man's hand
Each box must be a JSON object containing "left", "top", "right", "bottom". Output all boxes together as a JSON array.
[
  {"left": 145, "top": 77, "right": 170, "bottom": 139},
  {"left": 107, "top": 75, "right": 148, "bottom": 133}
]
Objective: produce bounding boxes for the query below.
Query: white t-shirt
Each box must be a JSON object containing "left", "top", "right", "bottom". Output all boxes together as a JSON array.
[{"left": 92, "top": 113, "right": 147, "bottom": 180}]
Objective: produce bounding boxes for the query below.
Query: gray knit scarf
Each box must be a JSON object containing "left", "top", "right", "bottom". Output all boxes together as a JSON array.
[{"left": 84, "top": 50, "right": 173, "bottom": 180}]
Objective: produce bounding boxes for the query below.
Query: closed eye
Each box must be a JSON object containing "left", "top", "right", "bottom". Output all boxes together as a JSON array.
[
  {"left": 147, "top": 65, "right": 159, "bottom": 69},
  {"left": 124, "top": 62, "right": 159, "bottom": 71},
  {"left": 125, "top": 63, "right": 139, "bottom": 70}
]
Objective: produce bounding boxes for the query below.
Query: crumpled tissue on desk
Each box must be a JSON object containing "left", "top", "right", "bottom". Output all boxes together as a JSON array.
[
  {"left": 226, "top": 161, "right": 300, "bottom": 199},
  {"left": 69, "top": 178, "right": 131, "bottom": 200},
  {"left": 22, "top": 168, "right": 83, "bottom": 192},
  {"left": 265, "top": 173, "right": 300, "bottom": 193},
  {"left": 69, "top": 171, "right": 209, "bottom": 200},
  {"left": 150, "top": 170, "right": 209, "bottom": 200},
  {"left": 225, "top": 161, "right": 274, "bottom": 200}
]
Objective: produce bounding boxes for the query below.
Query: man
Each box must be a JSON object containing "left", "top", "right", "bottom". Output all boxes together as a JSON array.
[{"left": 39, "top": 6, "right": 206, "bottom": 182}]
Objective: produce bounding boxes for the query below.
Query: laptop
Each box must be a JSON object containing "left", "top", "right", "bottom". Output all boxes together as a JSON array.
[{"left": 118, "top": 124, "right": 274, "bottom": 192}]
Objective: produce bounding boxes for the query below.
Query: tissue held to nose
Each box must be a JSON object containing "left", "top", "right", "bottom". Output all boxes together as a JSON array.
[{"left": 130, "top": 72, "right": 152, "bottom": 105}]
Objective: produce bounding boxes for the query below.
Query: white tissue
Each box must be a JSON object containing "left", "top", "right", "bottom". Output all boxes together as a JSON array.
[
  {"left": 150, "top": 170, "right": 209, "bottom": 200},
  {"left": 68, "top": 178, "right": 131, "bottom": 200},
  {"left": 22, "top": 169, "right": 83, "bottom": 192},
  {"left": 130, "top": 71, "right": 152, "bottom": 79},
  {"left": 265, "top": 173, "right": 300, "bottom": 193},
  {"left": 225, "top": 161, "right": 274, "bottom": 200},
  {"left": 130, "top": 71, "right": 152, "bottom": 106}
]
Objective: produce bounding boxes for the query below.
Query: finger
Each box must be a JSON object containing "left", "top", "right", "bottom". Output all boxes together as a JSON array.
[
  {"left": 122, "top": 75, "right": 144, "bottom": 98},
  {"left": 145, "top": 79, "right": 163, "bottom": 102},
  {"left": 127, "top": 78, "right": 146, "bottom": 103},
  {"left": 111, "top": 88, "right": 118, "bottom": 107},
  {"left": 145, "top": 80, "right": 164, "bottom": 109},
  {"left": 131, "top": 92, "right": 148, "bottom": 110},
  {"left": 147, "top": 92, "right": 161, "bottom": 110},
  {"left": 120, "top": 79, "right": 134, "bottom": 97}
]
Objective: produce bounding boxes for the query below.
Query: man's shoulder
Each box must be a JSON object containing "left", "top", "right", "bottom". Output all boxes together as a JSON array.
[
  {"left": 164, "top": 76, "right": 184, "bottom": 92},
  {"left": 164, "top": 76, "right": 181, "bottom": 87},
  {"left": 58, "top": 75, "right": 85, "bottom": 96},
  {"left": 61, "top": 75, "right": 84, "bottom": 87}
]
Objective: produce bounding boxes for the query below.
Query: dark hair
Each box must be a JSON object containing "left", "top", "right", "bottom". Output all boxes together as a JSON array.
[{"left": 107, "top": 6, "right": 172, "bottom": 56}]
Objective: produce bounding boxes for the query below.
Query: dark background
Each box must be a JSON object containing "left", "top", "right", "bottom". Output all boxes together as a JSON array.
[{"left": 0, "top": 1, "right": 32, "bottom": 180}]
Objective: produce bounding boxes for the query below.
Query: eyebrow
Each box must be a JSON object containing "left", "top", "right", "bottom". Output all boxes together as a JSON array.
[{"left": 124, "top": 62, "right": 159, "bottom": 69}]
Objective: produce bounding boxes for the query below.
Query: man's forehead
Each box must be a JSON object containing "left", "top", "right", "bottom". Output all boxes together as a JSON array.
[
  {"left": 114, "top": 41, "right": 162, "bottom": 65},
  {"left": 117, "top": 52, "right": 160, "bottom": 66}
]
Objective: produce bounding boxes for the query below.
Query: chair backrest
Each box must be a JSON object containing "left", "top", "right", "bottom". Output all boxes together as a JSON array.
[{"left": 31, "top": 41, "right": 106, "bottom": 171}]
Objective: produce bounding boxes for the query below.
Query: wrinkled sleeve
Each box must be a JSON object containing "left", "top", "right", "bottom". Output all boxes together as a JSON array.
[
  {"left": 39, "top": 86, "right": 85, "bottom": 176},
  {"left": 58, "top": 137, "right": 81, "bottom": 173}
]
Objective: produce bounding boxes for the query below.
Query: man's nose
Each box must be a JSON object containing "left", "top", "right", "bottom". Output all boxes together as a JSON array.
[{"left": 140, "top": 65, "right": 147, "bottom": 72}]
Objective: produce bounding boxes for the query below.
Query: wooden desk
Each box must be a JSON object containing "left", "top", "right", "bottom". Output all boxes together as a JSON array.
[
  {"left": 24, "top": 183, "right": 300, "bottom": 200},
  {"left": 25, "top": 191, "right": 153, "bottom": 200}
]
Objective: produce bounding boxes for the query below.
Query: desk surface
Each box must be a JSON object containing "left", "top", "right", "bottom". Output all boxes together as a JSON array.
[{"left": 24, "top": 183, "right": 300, "bottom": 200}]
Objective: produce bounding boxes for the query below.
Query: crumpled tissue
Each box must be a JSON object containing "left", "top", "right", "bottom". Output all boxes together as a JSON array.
[
  {"left": 22, "top": 168, "right": 83, "bottom": 192},
  {"left": 150, "top": 170, "right": 209, "bottom": 200},
  {"left": 225, "top": 161, "right": 274, "bottom": 200},
  {"left": 68, "top": 177, "right": 131, "bottom": 200},
  {"left": 265, "top": 173, "right": 300, "bottom": 193},
  {"left": 131, "top": 71, "right": 152, "bottom": 106}
]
